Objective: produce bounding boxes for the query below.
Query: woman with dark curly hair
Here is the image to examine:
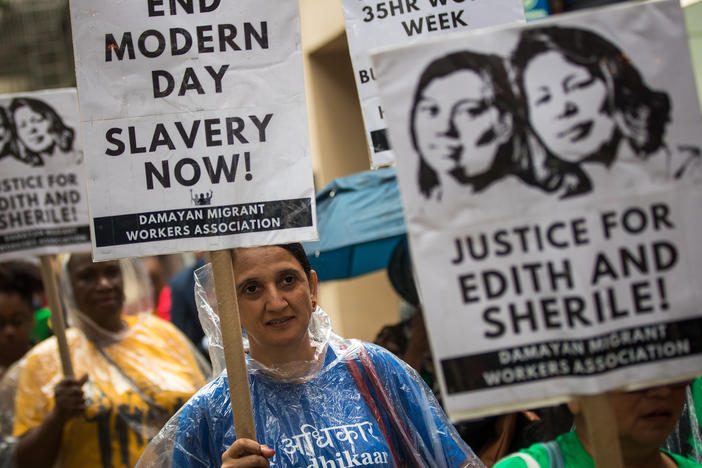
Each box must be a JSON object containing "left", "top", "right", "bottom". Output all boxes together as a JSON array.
[
  {"left": 511, "top": 26, "right": 698, "bottom": 198},
  {"left": 9, "top": 97, "right": 76, "bottom": 167}
]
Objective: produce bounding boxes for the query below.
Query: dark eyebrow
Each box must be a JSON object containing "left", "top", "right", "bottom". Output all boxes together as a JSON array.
[
  {"left": 453, "top": 97, "right": 491, "bottom": 114},
  {"left": 454, "top": 97, "right": 485, "bottom": 105},
  {"left": 562, "top": 73, "right": 579, "bottom": 90},
  {"left": 279, "top": 268, "right": 303, "bottom": 278},
  {"left": 236, "top": 268, "right": 303, "bottom": 290}
]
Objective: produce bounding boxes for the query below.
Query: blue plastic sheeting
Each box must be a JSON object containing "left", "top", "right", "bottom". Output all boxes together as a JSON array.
[{"left": 304, "top": 167, "right": 406, "bottom": 281}]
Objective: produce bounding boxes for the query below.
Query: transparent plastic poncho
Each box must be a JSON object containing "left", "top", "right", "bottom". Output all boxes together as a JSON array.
[
  {"left": 0, "top": 358, "right": 23, "bottom": 468},
  {"left": 137, "top": 263, "right": 484, "bottom": 468},
  {"left": 665, "top": 379, "right": 702, "bottom": 464},
  {"left": 8, "top": 255, "right": 210, "bottom": 468}
]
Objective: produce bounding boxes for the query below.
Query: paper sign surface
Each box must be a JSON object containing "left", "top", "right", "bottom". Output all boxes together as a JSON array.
[
  {"left": 0, "top": 88, "right": 91, "bottom": 260},
  {"left": 372, "top": 0, "right": 702, "bottom": 419},
  {"left": 69, "top": 0, "right": 316, "bottom": 260},
  {"left": 342, "top": 0, "right": 526, "bottom": 168}
]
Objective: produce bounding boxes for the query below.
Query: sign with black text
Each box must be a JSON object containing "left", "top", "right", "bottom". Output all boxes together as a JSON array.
[
  {"left": 371, "top": 0, "right": 702, "bottom": 419},
  {"left": 0, "top": 88, "right": 90, "bottom": 260},
  {"left": 341, "top": 0, "right": 525, "bottom": 168},
  {"left": 69, "top": 0, "right": 316, "bottom": 260}
]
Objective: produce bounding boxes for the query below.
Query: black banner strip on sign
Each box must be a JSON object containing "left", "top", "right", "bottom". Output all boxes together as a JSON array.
[
  {"left": 0, "top": 226, "right": 91, "bottom": 254},
  {"left": 371, "top": 129, "right": 390, "bottom": 153},
  {"left": 93, "top": 198, "right": 313, "bottom": 247},
  {"left": 441, "top": 317, "right": 702, "bottom": 394}
]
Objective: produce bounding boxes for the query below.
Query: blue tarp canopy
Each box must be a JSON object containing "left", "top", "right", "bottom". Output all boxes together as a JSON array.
[{"left": 304, "top": 167, "right": 406, "bottom": 281}]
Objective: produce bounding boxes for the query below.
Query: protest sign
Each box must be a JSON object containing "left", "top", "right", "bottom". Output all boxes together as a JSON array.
[
  {"left": 371, "top": 0, "right": 702, "bottom": 419},
  {"left": 341, "top": 0, "right": 525, "bottom": 168},
  {"left": 69, "top": 0, "right": 316, "bottom": 261},
  {"left": 0, "top": 88, "right": 90, "bottom": 260}
]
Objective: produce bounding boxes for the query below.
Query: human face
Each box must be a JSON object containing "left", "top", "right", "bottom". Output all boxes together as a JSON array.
[
  {"left": 68, "top": 253, "right": 124, "bottom": 330},
  {"left": 0, "top": 292, "right": 33, "bottom": 366},
  {"left": 414, "top": 70, "right": 506, "bottom": 178},
  {"left": 233, "top": 246, "right": 318, "bottom": 364},
  {"left": 608, "top": 383, "right": 688, "bottom": 451},
  {"left": 13, "top": 105, "right": 53, "bottom": 154},
  {"left": 523, "top": 51, "right": 617, "bottom": 163}
]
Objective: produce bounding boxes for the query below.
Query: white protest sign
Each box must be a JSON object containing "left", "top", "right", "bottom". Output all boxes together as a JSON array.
[
  {"left": 69, "top": 0, "right": 316, "bottom": 260},
  {"left": 0, "top": 88, "right": 91, "bottom": 260},
  {"left": 341, "top": 0, "right": 525, "bottom": 168},
  {"left": 371, "top": 0, "right": 702, "bottom": 419}
]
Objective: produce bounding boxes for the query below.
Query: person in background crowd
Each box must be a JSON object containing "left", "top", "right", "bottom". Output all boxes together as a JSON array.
[
  {"left": 167, "top": 253, "right": 208, "bottom": 357},
  {"left": 374, "top": 238, "right": 572, "bottom": 466},
  {"left": 0, "top": 260, "right": 52, "bottom": 468},
  {"left": 142, "top": 256, "right": 170, "bottom": 319},
  {"left": 494, "top": 381, "right": 701, "bottom": 467},
  {"left": 0, "top": 262, "right": 38, "bottom": 435},
  {"left": 0, "top": 263, "right": 39, "bottom": 380},
  {"left": 0, "top": 260, "right": 52, "bottom": 344},
  {"left": 138, "top": 243, "right": 481, "bottom": 467},
  {"left": 12, "top": 253, "right": 209, "bottom": 468},
  {"left": 374, "top": 238, "right": 434, "bottom": 391}
]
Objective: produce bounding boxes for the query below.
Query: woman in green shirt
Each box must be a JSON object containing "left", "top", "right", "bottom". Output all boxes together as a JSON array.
[{"left": 494, "top": 382, "right": 701, "bottom": 468}]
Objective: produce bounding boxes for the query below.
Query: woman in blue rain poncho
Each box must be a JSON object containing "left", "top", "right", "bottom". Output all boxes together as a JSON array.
[{"left": 139, "top": 243, "right": 483, "bottom": 468}]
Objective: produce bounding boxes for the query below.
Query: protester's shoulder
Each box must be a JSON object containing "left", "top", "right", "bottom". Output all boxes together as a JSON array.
[
  {"left": 0, "top": 358, "right": 25, "bottom": 395},
  {"left": 361, "top": 342, "right": 416, "bottom": 380},
  {"left": 138, "top": 313, "right": 182, "bottom": 334},
  {"left": 182, "top": 371, "right": 230, "bottom": 413},
  {"left": 496, "top": 432, "right": 582, "bottom": 468},
  {"left": 493, "top": 442, "right": 550, "bottom": 468},
  {"left": 665, "top": 451, "right": 702, "bottom": 467},
  {"left": 16, "top": 332, "right": 84, "bottom": 392},
  {"left": 692, "top": 377, "right": 702, "bottom": 402},
  {"left": 492, "top": 455, "right": 540, "bottom": 468},
  {"left": 131, "top": 314, "right": 192, "bottom": 345},
  {"left": 362, "top": 341, "right": 404, "bottom": 363},
  {"left": 23, "top": 328, "right": 83, "bottom": 364}
]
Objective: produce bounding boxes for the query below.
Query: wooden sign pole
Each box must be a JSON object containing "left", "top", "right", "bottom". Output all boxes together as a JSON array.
[
  {"left": 580, "top": 394, "right": 624, "bottom": 468},
  {"left": 210, "top": 249, "right": 256, "bottom": 441},
  {"left": 39, "top": 255, "right": 74, "bottom": 379}
]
